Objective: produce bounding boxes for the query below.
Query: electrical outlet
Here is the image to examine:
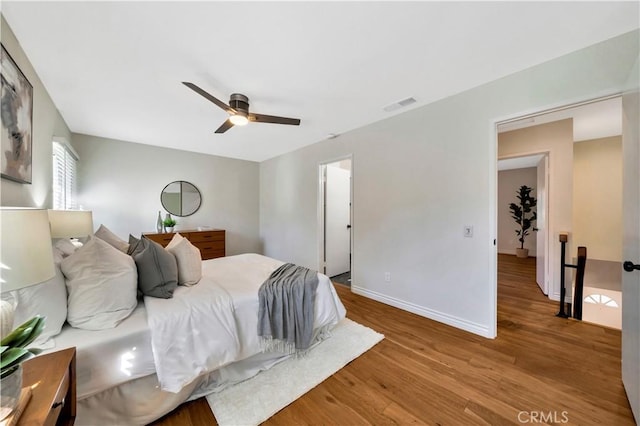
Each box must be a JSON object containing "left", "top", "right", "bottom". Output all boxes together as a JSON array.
[
  {"left": 464, "top": 225, "right": 473, "bottom": 238},
  {"left": 384, "top": 272, "right": 391, "bottom": 282}
]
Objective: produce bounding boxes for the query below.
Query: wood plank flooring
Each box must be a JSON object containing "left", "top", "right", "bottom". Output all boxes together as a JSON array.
[{"left": 152, "top": 254, "right": 634, "bottom": 425}]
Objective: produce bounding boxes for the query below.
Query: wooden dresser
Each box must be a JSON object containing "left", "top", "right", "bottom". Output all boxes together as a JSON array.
[{"left": 143, "top": 229, "right": 225, "bottom": 260}]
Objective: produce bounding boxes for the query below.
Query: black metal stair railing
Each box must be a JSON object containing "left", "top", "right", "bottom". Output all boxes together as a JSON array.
[{"left": 556, "top": 233, "right": 587, "bottom": 320}]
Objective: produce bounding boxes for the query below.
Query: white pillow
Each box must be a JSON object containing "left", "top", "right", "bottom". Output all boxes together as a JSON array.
[
  {"left": 1, "top": 257, "right": 67, "bottom": 344},
  {"left": 61, "top": 236, "right": 137, "bottom": 330},
  {"left": 166, "top": 233, "right": 202, "bottom": 286},
  {"left": 54, "top": 238, "right": 78, "bottom": 257},
  {"left": 52, "top": 246, "right": 65, "bottom": 264},
  {"left": 166, "top": 232, "right": 185, "bottom": 246},
  {"left": 94, "top": 224, "right": 129, "bottom": 253}
]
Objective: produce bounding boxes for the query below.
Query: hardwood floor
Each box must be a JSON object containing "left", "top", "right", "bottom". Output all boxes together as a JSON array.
[{"left": 152, "top": 254, "right": 634, "bottom": 425}]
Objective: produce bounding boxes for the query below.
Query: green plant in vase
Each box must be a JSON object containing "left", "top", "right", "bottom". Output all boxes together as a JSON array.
[
  {"left": 509, "top": 185, "right": 537, "bottom": 258},
  {"left": 0, "top": 316, "right": 45, "bottom": 419},
  {"left": 163, "top": 216, "right": 177, "bottom": 232}
]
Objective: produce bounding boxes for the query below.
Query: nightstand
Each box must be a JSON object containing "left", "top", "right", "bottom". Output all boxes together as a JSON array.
[{"left": 18, "top": 347, "right": 76, "bottom": 425}]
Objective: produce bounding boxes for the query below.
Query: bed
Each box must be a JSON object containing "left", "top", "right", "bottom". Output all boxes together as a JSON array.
[{"left": 43, "top": 253, "right": 346, "bottom": 425}]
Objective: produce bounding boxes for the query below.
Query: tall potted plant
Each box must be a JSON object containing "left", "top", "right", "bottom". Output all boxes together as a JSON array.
[{"left": 509, "top": 185, "right": 537, "bottom": 258}]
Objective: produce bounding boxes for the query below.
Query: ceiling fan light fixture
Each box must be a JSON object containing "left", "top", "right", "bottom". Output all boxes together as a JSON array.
[
  {"left": 183, "top": 83, "right": 300, "bottom": 133},
  {"left": 229, "top": 113, "right": 249, "bottom": 126}
]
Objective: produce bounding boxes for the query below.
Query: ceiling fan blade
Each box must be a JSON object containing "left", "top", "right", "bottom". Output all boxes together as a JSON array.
[
  {"left": 249, "top": 113, "right": 301, "bottom": 126},
  {"left": 215, "top": 119, "right": 234, "bottom": 134},
  {"left": 182, "top": 82, "right": 236, "bottom": 114}
]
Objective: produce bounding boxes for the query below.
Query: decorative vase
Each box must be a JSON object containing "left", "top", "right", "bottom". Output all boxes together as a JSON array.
[
  {"left": 0, "top": 365, "right": 22, "bottom": 421},
  {"left": 516, "top": 248, "right": 529, "bottom": 258},
  {"left": 156, "top": 211, "right": 163, "bottom": 233}
]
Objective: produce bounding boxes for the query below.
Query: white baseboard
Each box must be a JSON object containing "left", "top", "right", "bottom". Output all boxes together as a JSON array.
[{"left": 351, "top": 285, "right": 494, "bottom": 338}]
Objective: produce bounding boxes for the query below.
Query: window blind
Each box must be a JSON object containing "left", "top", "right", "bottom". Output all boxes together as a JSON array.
[{"left": 52, "top": 141, "right": 78, "bottom": 210}]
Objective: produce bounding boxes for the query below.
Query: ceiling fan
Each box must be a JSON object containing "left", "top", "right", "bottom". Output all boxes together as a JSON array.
[{"left": 182, "top": 82, "right": 301, "bottom": 134}]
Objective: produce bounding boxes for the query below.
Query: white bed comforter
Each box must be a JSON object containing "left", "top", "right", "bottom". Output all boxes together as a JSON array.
[
  {"left": 144, "top": 275, "right": 241, "bottom": 393},
  {"left": 145, "top": 253, "right": 346, "bottom": 393}
]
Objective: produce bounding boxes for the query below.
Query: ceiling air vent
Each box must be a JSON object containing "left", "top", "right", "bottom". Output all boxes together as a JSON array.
[{"left": 383, "top": 97, "right": 416, "bottom": 112}]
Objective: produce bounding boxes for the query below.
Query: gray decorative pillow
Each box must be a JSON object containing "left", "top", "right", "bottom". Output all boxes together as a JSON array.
[
  {"left": 127, "top": 234, "right": 143, "bottom": 256},
  {"left": 133, "top": 238, "right": 178, "bottom": 298},
  {"left": 127, "top": 234, "right": 144, "bottom": 298}
]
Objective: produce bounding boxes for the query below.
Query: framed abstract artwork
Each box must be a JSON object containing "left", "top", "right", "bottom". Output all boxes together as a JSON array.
[{"left": 1, "top": 43, "right": 33, "bottom": 184}]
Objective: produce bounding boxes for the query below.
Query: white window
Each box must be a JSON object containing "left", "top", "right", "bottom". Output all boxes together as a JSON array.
[
  {"left": 584, "top": 294, "right": 619, "bottom": 308},
  {"left": 52, "top": 140, "right": 79, "bottom": 210}
]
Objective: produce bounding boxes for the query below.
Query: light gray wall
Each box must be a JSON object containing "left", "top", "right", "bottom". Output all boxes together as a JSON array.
[
  {"left": 260, "top": 30, "right": 639, "bottom": 338},
  {"left": 0, "top": 15, "right": 71, "bottom": 208},
  {"left": 498, "top": 167, "right": 538, "bottom": 255},
  {"left": 72, "top": 134, "right": 260, "bottom": 256}
]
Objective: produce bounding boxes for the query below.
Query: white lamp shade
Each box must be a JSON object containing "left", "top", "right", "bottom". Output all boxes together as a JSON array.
[
  {"left": 1, "top": 208, "right": 55, "bottom": 292},
  {"left": 48, "top": 210, "right": 94, "bottom": 238}
]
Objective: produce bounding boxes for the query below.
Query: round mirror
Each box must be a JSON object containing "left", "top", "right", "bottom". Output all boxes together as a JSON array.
[{"left": 161, "top": 181, "right": 202, "bottom": 217}]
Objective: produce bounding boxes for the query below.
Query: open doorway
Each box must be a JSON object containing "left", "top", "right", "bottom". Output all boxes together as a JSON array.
[
  {"left": 497, "top": 153, "right": 549, "bottom": 295},
  {"left": 496, "top": 96, "right": 623, "bottom": 329},
  {"left": 319, "top": 157, "right": 352, "bottom": 286}
]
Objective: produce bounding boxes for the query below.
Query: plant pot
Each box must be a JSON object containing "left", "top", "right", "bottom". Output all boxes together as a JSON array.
[
  {"left": 515, "top": 248, "right": 529, "bottom": 258},
  {"left": 166, "top": 227, "right": 174, "bottom": 233},
  {"left": 0, "top": 365, "right": 22, "bottom": 420}
]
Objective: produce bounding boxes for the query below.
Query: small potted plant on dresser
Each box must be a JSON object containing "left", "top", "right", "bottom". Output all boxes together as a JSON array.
[
  {"left": 509, "top": 185, "right": 537, "bottom": 258},
  {"left": 163, "top": 215, "right": 176, "bottom": 233}
]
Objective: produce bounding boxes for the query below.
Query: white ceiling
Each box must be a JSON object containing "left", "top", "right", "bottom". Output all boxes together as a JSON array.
[{"left": 3, "top": 2, "right": 638, "bottom": 162}]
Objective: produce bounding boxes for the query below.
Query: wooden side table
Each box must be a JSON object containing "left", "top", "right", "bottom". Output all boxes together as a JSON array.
[{"left": 18, "top": 347, "right": 76, "bottom": 425}]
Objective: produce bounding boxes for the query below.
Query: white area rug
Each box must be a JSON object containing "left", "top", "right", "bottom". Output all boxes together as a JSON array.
[{"left": 206, "top": 318, "right": 384, "bottom": 426}]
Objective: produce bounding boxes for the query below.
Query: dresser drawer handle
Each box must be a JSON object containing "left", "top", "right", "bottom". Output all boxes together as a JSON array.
[{"left": 52, "top": 399, "right": 64, "bottom": 409}]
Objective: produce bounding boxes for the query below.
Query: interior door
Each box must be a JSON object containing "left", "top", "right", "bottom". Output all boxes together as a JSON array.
[
  {"left": 622, "top": 89, "right": 639, "bottom": 422},
  {"left": 325, "top": 163, "right": 351, "bottom": 277},
  {"left": 536, "top": 155, "right": 549, "bottom": 294}
]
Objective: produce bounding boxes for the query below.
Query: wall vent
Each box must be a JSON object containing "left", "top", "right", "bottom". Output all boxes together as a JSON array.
[{"left": 383, "top": 97, "right": 417, "bottom": 112}]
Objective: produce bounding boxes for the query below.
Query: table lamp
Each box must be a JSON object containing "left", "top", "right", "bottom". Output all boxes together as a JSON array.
[
  {"left": 0, "top": 208, "right": 55, "bottom": 338},
  {"left": 47, "top": 209, "right": 94, "bottom": 240}
]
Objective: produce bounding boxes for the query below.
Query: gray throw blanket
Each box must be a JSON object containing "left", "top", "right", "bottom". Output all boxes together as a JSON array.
[{"left": 257, "top": 263, "right": 319, "bottom": 354}]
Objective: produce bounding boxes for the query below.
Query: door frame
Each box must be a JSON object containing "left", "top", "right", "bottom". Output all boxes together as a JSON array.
[
  {"left": 497, "top": 150, "right": 551, "bottom": 295},
  {"left": 490, "top": 93, "right": 622, "bottom": 337},
  {"left": 317, "top": 154, "right": 353, "bottom": 277}
]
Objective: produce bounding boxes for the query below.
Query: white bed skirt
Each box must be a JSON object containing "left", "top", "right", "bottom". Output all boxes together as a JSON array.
[{"left": 77, "top": 349, "right": 291, "bottom": 425}]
